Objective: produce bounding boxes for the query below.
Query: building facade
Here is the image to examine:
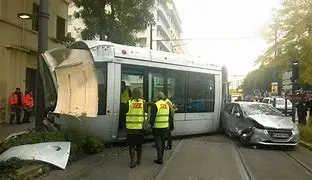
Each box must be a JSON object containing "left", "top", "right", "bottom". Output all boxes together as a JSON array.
[
  {"left": 0, "top": 0, "right": 69, "bottom": 122},
  {"left": 67, "top": 0, "right": 185, "bottom": 54},
  {"left": 136, "top": 0, "right": 185, "bottom": 54},
  {"left": 229, "top": 75, "right": 245, "bottom": 90}
]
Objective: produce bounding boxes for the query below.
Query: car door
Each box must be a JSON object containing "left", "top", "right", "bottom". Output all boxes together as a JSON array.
[
  {"left": 230, "top": 104, "right": 247, "bottom": 136},
  {"left": 221, "top": 103, "right": 235, "bottom": 134}
]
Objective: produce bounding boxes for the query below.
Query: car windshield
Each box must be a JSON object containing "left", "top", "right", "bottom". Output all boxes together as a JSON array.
[
  {"left": 241, "top": 103, "right": 284, "bottom": 116},
  {"left": 276, "top": 98, "right": 292, "bottom": 106}
]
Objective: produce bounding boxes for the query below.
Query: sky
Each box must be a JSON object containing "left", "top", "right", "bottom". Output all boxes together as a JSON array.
[{"left": 174, "top": 0, "right": 281, "bottom": 76}]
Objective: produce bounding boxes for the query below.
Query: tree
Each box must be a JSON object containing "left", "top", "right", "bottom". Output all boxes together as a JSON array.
[
  {"left": 72, "top": 0, "right": 155, "bottom": 45},
  {"left": 245, "top": 0, "right": 312, "bottom": 94}
]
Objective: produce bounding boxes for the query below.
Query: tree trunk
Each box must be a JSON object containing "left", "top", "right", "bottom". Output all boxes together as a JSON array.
[{"left": 99, "top": 0, "right": 107, "bottom": 40}]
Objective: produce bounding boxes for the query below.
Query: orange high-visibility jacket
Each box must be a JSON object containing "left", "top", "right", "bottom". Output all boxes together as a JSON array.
[
  {"left": 23, "top": 94, "right": 34, "bottom": 108},
  {"left": 9, "top": 93, "right": 18, "bottom": 105}
]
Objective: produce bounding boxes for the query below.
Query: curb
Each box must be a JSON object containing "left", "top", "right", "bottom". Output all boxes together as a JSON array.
[{"left": 299, "top": 140, "right": 312, "bottom": 151}]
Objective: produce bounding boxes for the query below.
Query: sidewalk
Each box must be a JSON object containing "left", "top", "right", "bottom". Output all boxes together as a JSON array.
[{"left": 0, "top": 122, "right": 34, "bottom": 141}]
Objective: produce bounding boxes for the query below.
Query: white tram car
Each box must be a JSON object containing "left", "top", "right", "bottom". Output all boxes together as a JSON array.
[{"left": 40, "top": 41, "right": 229, "bottom": 142}]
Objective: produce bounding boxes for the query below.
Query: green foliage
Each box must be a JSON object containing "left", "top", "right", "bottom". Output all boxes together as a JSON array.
[
  {"left": 245, "top": 0, "right": 312, "bottom": 93},
  {"left": 0, "top": 158, "right": 39, "bottom": 179},
  {"left": 72, "top": 0, "right": 155, "bottom": 45},
  {"left": 0, "top": 129, "right": 105, "bottom": 178},
  {"left": 299, "top": 118, "right": 312, "bottom": 143}
]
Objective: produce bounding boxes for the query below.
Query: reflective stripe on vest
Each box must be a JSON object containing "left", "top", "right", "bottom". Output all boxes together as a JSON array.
[
  {"left": 126, "top": 99, "right": 144, "bottom": 129},
  {"left": 121, "top": 88, "right": 130, "bottom": 103},
  {"left": 154, "top": 100, "right": 169, "bottom": 128}
]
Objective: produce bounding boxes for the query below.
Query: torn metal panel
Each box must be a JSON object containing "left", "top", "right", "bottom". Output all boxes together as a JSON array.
[
  {"left": 42, "top": 48, "right": 98, "bottom": 117},
  {"left": 0, "top": 142, "right": 70, "bottom": 169},
  {"left": 4, "top": 131, "right": 30, "bottom": 141}
]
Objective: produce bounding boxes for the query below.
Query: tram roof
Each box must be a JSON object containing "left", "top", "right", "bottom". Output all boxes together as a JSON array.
[{"left": 70, "top": 40, "right": 222, "bottom": 71}]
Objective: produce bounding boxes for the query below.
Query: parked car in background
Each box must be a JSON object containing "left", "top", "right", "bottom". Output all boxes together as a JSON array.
[
  {"left": 220, "top": 102, "right": 299, "bottom": 147},
  {"left": 262, "top": 97, "right": 293, "bottom": 115}
]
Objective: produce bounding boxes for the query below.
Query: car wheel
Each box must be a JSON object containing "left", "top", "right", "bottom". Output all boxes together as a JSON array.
[{"left": 239, "top": 136, "right": 250, "bottom": 147}]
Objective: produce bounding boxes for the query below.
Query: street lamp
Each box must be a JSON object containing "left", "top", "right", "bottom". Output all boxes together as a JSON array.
[
  {"left": 17, "top": 0, "right": 49, "bottom": 131},
  {"left": 17, "top": 13, "right": 33, "bottom": 19}
]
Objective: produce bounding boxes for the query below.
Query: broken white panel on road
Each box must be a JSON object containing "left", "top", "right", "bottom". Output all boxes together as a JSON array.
[{"left": 0, "top": 142, "right": 71, "bottom": 169}]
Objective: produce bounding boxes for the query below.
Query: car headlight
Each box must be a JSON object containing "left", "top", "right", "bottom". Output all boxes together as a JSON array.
[{"left": 293, "top": 123, "right": 299, "bottom": 132}]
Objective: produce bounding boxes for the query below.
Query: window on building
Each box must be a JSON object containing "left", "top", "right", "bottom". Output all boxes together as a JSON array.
[
  {"left": 95, "top": 63, "right": 107, "bottom": 115},
  {"left": 32, "top": 3, "right": 39, "bottom": 31},
  {"left": 56, "top": 16, "right": 66, "bottom": 40},
  {"left": 186, "top": 72, "right": 215, "bottom": 112},
  {"left": 167, "top": 70, "right": 186, "bottom": 113}
]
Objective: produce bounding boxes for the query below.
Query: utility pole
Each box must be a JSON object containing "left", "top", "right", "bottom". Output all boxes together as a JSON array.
[
  {"left": 35, "top": 0, "right": 49, "bottom": 131},
  {"left": 149, "top": 24, "right": 153, "bottom": 50},
  {"left": 291, "top": 61, "right": 299, "bottom": 122}
]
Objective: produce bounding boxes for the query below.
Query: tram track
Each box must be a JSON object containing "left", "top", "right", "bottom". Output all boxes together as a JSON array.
[
  {"left": 153, "top": 139, "right": 183, "bottom": 180},
  {"left": 282, "top": 150, "right": 312, "bottom": 176},
  {"left": 232, "top": 141, "right": 255, "bottom": 180}
]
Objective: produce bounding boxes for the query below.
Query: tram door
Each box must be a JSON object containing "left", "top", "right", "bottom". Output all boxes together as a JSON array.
[{"left": 119, "top": 66, "right": 145, "bottom": 138}]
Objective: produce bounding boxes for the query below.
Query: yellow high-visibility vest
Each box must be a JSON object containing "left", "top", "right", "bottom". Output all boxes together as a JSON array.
[
  {"left": 126, "top": 99, "right": 144, "bottom": 129},
  {"left": 154, "top": 100, "right": 169, "bottom": 128},
  {"left": 121, "top": 88, "right": 130, "bottom": 103},
  {"left": 165, "top": 98, "right": 176, "bottom": 118}
]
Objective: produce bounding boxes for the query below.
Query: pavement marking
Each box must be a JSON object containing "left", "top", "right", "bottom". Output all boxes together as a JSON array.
[
  {"left": 282, "top": 151, "right": 312, "bottom": 176},
  {"left": 231, "top": 142, "right": 255, "bottom": 180},
  {"left": 154, "top": 139, "right": 184, "bottom": 180}
]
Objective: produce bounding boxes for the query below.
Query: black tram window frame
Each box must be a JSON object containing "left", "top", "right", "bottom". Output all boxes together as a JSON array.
[{"left": 95, "top": 62, "right": 108, "bottom": 115}]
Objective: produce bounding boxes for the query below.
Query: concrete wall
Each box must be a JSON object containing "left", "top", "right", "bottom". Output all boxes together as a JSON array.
[{"left": 0, "top": 0, "right": 69, "bottom": 123}]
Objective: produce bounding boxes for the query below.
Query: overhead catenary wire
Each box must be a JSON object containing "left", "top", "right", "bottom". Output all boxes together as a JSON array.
[{"left": 153, "top": 36, "right": 262, "bottom": 42}]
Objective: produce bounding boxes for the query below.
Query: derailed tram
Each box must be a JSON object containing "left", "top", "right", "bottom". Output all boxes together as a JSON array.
[{"left": 40, "top": 41, "right": 229, "bottom": 142}]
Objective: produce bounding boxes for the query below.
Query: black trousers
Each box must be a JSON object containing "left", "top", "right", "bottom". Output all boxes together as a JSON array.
[
  {"left": 154, "top": 134, "right": 165, "bottom": 161},
  {"left": 166, "top": 130, "right": 172, "bottom": 147},
  {"left": 10, "top": 106, "right": 22, "bottom": 124},
  {"left": 119, "top": 103, "right": 127, "bottom": 130},
  {"left": 22, "top": 109, "right": 31, "bottom": 123}
]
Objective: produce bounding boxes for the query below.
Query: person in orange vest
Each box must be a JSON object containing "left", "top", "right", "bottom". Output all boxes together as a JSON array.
[
  {"left": 9, "top": 88, "right": 23, "bottom": 124},
  {"left": 22, "top": 90, "right": 34, "bottom": 123}
]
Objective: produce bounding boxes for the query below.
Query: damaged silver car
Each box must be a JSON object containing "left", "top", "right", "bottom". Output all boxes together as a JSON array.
[{"left": 220, "top": 102, "right": 299, "bottom": 147}]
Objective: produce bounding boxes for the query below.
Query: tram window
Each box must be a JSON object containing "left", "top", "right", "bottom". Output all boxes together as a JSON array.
[
  {"left": 121, "top": 66, "right": 145, "bottom": 98},
  {"left": 95, "top": 63, "right": 107, "bottom": 115},
  {"left": 167, "top": 70, "right": 186, "bottom": 113},
  {"left": 148, "top": 69, "right": 165, "bottom": 102},
  {"left": 186, "top": 72, "right": 215, "bottom": 113}
]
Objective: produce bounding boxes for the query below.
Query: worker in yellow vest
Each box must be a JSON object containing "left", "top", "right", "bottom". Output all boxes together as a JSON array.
[
  {"left": 119, "top": 81, "right": 131, "bottom": 134},
  {"left": 125, "top": 88, "right": 146, "bottom": 168},
  {"left": 165, "top": 98, "right": 177, "bottom": 150},
  {"left": 150, "top": 92, "right": 172, "bottom": 165}
]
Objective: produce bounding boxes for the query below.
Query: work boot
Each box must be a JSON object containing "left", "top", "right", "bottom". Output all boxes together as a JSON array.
[
  {"left": 136, "top": 150, "right": 142, "bottom": 165},
  {"left": 153, "top": 159, "right": 163, "bottom": 165},
  {"left": 129, "top": 148, "right": 136, "bottom": 168}
]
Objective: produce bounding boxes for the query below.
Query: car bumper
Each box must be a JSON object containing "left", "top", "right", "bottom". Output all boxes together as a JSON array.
[
  {"left": 277, "top": 108, "right": 293, "bottom": 114},
  {"left": 249, "top": 128, "right": 299, "bottom": 146}
]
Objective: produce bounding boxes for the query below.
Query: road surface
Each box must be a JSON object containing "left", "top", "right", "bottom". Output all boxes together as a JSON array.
[{"left": 44, "top": 135, "right": 312, "bottom": 180}]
